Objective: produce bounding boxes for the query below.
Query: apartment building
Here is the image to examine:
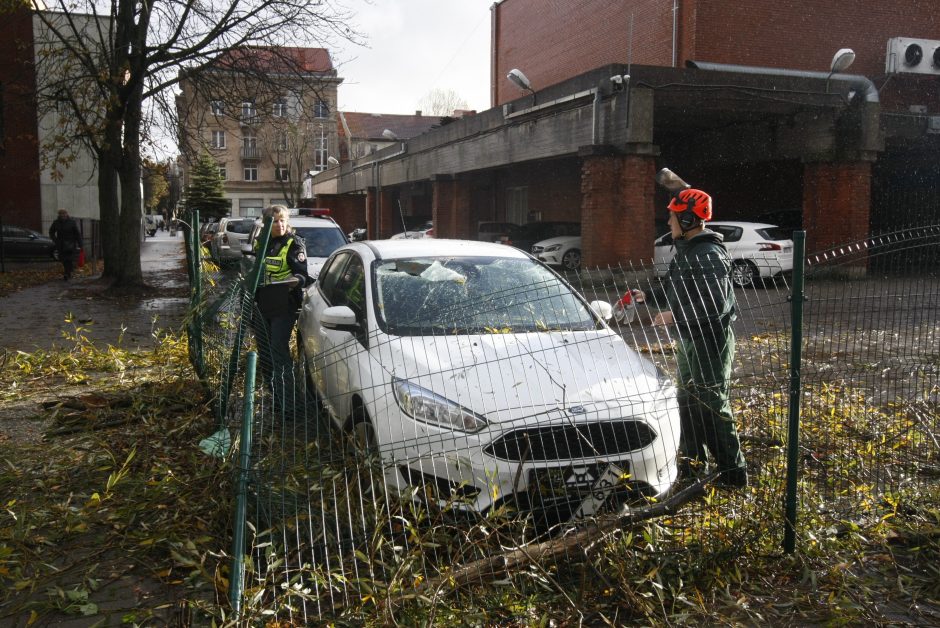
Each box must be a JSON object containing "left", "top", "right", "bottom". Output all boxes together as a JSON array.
[{"left": 176, "top": 47, "right": 342, "bottom": 218}]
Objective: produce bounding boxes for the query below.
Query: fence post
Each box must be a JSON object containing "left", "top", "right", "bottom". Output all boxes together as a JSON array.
[
  {"left": 783, "top": 230, "right": 806, "bottom": 554},
  {"left": 229, "top": 351, "right": 257, "bottom": 617},
  {"left": 217, "top": 216, "right": 271, "bottom": 426}
]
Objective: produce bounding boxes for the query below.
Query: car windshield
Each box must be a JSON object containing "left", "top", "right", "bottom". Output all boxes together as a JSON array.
[
  {"left": 375, "top": 255, "right": 596, "bottom": 335},
  {"left": 295, "top": 226, "right": 347, "bottom": 258}
]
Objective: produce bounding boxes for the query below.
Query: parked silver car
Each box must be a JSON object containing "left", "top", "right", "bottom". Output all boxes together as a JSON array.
[{"left": 210, "top": 217, "right": 255, "bottom": 264}]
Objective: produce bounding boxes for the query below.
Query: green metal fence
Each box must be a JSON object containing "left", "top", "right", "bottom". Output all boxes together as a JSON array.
[{"left": 184, "top": 223, "right": 940, "bottom": 623}]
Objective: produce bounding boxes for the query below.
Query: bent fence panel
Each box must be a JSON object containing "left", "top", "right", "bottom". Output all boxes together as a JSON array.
[{"left": 185, "top": 226, "right": 940, "bottom": 623}]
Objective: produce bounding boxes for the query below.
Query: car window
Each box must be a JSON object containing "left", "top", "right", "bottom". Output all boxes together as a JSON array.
[
  {"left": 375, "top": 255, "right": 595, "bottom": 335},
  {"left": 294, "top": 226, "right": 347, "bottom": 258},
  {"left": 333, "top": 255, "right": 366, "bottom": 316},
  {"left": 318, "top": 252, "right": 350, "bottom": 302},
  {"left": 712, "top": 225, "right": 742, "bottom": 242},
  {"left": 227, "top": 220, "right": 254, "bottom": 234},
  {"left": 756, "top": 226, "right": 792, "bottom": 241}
]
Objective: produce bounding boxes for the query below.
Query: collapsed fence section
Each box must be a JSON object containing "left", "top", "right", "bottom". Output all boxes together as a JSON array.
[{"left": 182, "top": 224, "right": 940, "bottom": 623}]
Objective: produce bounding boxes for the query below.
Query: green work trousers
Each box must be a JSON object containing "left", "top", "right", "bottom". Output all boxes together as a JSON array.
[{"left": 675, "top": 329, "right": 746, "bottom": 479}]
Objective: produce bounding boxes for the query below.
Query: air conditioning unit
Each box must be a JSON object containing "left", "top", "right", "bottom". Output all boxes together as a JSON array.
[{"left": 886, "top": 37, "right": 940, "bottom": 75}]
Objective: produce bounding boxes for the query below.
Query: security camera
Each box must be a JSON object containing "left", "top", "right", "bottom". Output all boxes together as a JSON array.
[{"left": 610, "top": 75, "right": 623, "bottom": 85}]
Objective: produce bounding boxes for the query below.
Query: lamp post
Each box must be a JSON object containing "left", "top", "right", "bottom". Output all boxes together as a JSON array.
[
  {"left": 507, "top": 68, "right": 536, "bottom": 105},
  {"left": 826, "top": 48, "right": 856, "bottom": 93}
]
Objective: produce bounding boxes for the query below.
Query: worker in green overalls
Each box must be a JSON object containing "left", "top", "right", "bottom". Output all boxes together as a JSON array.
[{"left": 639, "top": 188, "right": 747, "bottom": 488}]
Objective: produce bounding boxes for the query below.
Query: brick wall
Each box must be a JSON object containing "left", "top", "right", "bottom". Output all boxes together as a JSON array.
[
  {"left": 313, "top": 193, "right": 366, "bottom": 234},
  {"left": 432, "top": 176, "right": 456, "bottom": 239},
  {"left": 494, "top": 0, "right": 940, "bottom": 112},
  {"left": 581, "top": 153, "right": 657, "bottom": 267},
  {"left": 803, "top": 161, "right": 872, "bottom": 254},
  {"left": 0, "top": 8, "right": 42, "bottom": 231}
]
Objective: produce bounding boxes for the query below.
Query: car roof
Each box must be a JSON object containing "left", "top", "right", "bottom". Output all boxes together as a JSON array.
[
  {"left": 363, "top": 238, "right": 531, "bottom": 260},
  {"left": 291, "top": 216, "right": 344, "bottom": 228}
]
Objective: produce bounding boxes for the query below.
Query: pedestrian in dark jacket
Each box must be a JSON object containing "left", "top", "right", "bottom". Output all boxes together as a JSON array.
[
  {"left": 639, "top": 188, "right": 747, "bottom": 488},
  {"left": 49, "top": 208, "right": 83, "bottom": 280},
  {"left": 251, "top": 205, "right": 311, "bottom": 414}
]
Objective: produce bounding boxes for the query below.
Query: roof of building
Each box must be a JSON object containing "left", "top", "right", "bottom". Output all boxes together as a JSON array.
[
  {"left": 339, "top": 111, "right": 440, "bottom": 141},
  {"left": 212, "top": 46, "right": 334, "bottom": 74}
]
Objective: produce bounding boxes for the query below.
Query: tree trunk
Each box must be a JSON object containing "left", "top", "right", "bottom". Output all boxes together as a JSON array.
[
  {"left": 97, "top": 125, "right": 122, "bottom": 279},
  {"left": 112, "top": 83, "right": 146, "bottom": 288}
]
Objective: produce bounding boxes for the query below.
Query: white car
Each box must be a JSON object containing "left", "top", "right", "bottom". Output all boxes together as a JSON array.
[
  {"left": 298, "top": 239, "right": 680, "bottom": 518},
  {"left": 654, "top": 221, "right": 794, "bottom": 287},
  {"left": 210, "top": 217, "right": 255, "bottom": 264},
  {"left": 532, "top": 235, "right": 582, "bottom": 271}
]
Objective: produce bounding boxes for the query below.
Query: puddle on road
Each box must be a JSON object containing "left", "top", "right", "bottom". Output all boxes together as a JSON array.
[{"left": 138, "top": 297, "right": 189, "bottom": 313}]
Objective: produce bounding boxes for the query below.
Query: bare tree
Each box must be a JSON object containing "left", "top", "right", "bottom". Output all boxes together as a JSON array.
[
  {"left": 417, "top": 88, "right": 469, "bottom": 117},
  {"left": 29, "top": 1, "right": 361, "bottom": 288}
]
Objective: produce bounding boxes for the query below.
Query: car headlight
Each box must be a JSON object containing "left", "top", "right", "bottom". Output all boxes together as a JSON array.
[
  {"left": 543, "top": 243, "right": 563, "bottom": 252},
  {"left": 392, "top": 377, "right": 488, "bottom": 433}
]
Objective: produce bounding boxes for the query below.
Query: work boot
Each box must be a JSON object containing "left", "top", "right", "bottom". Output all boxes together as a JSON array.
[{"left": 716, "top": 468, "right": 748, "bottom": 489}]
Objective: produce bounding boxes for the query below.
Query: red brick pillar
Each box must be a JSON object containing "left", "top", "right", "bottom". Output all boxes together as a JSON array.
[
  {"left": 431, "top": 175, "right": 456, "bottom": 239},
  {"left": 803, "top": 161, "right": 872, "bottom": 255},
  {"left": 378, "top": 188, "right": 397, "bottom": 239},
  {"left": 455, "top": 178, "right": 473, "bottom": 239},
  {"left": 580, "top": 147, "right": 657, "bottom": 268},
  {"left": 366, "top": 188, "right": 377, "bottom": 239}
]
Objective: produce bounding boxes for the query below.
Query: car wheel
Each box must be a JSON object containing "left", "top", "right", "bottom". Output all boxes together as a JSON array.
[
  {"left": 561, "top": 248, "right": 581, "bottom": 271},
  {"left": 731, "top": 260, "right": 758, "bottom": 288},
  {"left": 346, "top": 405, "right": 384, "bottom": 501}
]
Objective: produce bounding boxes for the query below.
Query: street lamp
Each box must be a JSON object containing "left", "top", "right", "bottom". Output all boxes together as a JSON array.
[
  {"left": 826, "top": 48, "right": 856, "bottom": 93},
  {"left": 507, "top": 68, "right": 536, "bottom": 105},
  {"left": 382, "top": 129, "right": 398, "bottom": 141}
]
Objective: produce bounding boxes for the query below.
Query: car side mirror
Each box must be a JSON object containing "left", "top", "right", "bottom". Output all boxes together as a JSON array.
[{"left": 321, "top": 305, "right": 360, "bottom": 332}]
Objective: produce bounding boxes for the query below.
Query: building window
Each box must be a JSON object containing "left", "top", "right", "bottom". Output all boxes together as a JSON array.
[
  {"left": 275, "top": 131, "right": 288, "bottom": 152},
  {"left": 314, "top": 99, "right": 329, "bottom": 118},
  {"left": 218, "top": 166, "right": 227, "bottom": 180},
  {"left": 313, "top": 129, "right": 328, "bottom": 171},
  {"left": 210, "top": 130, "right": 225, "bottom": 149},
  {"left": 273, "top": 99, "right": 287, "bottom": 117},
  {"left": 241, "top": 100, "right": 256, "bottom": 120},
  {"left": 275, "top": 166, "right": 289, "bottom": 181},
  {"left": 240, "top": 199, "right": 264, "bottom": 217},
  {"left": 244, "top": 166, "right": 258, "bottom": 181},
  {"left": 210, "top": 100, "right": 224, "bottom": 115},
  {"left": 241, "top": 131, "right": 258, "bottom": 159}
]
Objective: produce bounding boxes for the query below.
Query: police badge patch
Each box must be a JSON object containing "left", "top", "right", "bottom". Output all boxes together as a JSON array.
[{"left": 297, "top": 251, "right": 307, "bottom": 262}]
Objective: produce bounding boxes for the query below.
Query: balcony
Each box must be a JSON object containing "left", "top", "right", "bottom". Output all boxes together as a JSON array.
[{"left": 241, "top": 146, "right": 260, "bottom": 160}]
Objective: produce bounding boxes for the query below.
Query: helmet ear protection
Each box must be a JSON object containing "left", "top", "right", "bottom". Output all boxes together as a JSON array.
[{"left": 667, "top": 188, "right": 712, "bottom": 230}]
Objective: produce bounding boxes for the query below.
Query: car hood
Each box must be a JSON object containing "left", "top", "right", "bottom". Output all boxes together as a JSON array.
[
  {"left": 533, "top": 235, "right": 580, "bottom": 248},
  {"left": 373, "top": 330, "right": 665, "bottom": 423}
]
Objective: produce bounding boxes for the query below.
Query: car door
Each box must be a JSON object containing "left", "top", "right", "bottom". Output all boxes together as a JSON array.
[{"left": 302, "top": 251, "right": 350, "bottom": 418}]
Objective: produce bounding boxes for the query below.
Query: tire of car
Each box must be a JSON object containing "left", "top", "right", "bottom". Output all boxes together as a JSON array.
[
  {"left": 731, "top": 259, "right": 758, "bottom": 288},
  {"left": 561, "top": 248, "right": 581, "bottom": 271},
  {"left": 346, "top": 404, "right": 383, "bottom": 500}
]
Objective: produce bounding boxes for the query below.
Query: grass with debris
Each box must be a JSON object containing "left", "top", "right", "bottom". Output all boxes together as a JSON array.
[{"left": 0, "top": 268, "right": 938, "bottom": 625}]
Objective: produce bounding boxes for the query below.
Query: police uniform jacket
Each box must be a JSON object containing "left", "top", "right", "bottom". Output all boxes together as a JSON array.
[{"left": 254, "top": 233, "right": 311, "bottom": 318}]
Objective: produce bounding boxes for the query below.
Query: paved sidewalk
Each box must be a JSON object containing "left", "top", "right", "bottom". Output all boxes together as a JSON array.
[{"left": 0, "top": 231, "right": 189, "bottom": 353}]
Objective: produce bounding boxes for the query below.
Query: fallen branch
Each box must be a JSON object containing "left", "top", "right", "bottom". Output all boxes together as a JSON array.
[{"left": 423, "top": 474, "right": 715, "bottom": 593}]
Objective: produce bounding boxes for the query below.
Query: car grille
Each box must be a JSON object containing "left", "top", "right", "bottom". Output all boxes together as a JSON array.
[
  {"left": 484, "top": 420, "right": 657, "bottom": 461},
  {"left": 531, "top": 245, "right": 544, "bottom": 254}
]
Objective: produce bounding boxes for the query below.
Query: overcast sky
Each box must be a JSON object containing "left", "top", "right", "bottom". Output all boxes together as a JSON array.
[{"left": 331, "top": 0, "right": 493, "bottom": 115}]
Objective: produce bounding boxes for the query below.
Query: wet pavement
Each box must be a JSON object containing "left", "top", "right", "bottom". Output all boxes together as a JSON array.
[{"left": 0, "top": 231, "right": 189, "bottom": 352}]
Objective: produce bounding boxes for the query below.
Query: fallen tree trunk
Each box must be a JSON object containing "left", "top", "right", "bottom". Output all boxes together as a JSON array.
[{"left": 423, "top": 474, "right": 714, "bottom": 593}]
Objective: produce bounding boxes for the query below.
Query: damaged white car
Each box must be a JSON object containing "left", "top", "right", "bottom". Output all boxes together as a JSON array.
[{"left": 298, "top": 239, "right": 679, "bottom": 520}]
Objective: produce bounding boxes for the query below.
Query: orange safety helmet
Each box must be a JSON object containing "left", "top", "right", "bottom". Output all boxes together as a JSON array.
[{"left": 667, "top": 188, "right": 712, "bottom": 224}]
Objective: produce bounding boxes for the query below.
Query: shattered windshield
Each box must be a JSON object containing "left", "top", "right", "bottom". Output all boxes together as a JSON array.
[{"left": 375, "top": 256, "right": 595, "bottom": 335}]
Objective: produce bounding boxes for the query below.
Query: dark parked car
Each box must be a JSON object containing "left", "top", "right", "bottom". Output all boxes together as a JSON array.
[
  {"left": 500, "top": 221, "right": 581, "bottom": 254},
  {"left": 0, "top": 225, "right": 56, "bottom": 259}
]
